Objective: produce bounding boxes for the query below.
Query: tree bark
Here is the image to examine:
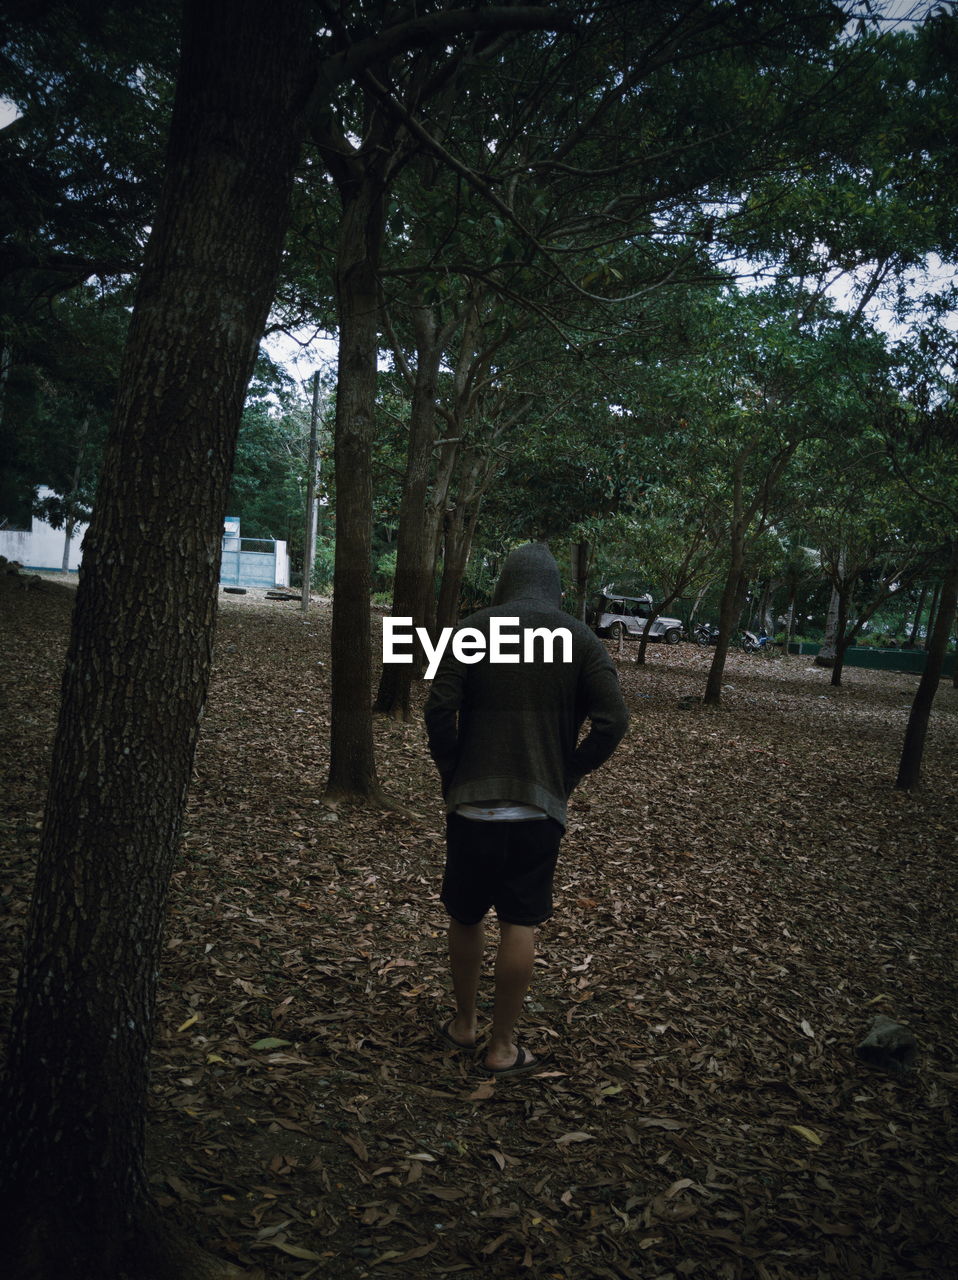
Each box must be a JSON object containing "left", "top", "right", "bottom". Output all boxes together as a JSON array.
[
  {"left": 435, "top": 452, "right": 486, "bottom": 631},
  {"left": 703, "top": 559, "right": 745, "bottom": 705},
  {"left": 908, "top": 581, "right": 928, "bottom": 646},
  {"left": 923, "top": 580, "right": 941, "bottom": 651},
  {"left": 816, "top": 575, "right": 842, "bottom": 667},
  {"left": 830, "top": 587, "right": 851, "bottom": 687},
  {"left": 374, "top": 304, "right": 444, "bottom": 719},
  {"left": 896, "top": 541, "right": 958, "bottom": 790},
  {"left": 436, "top": 499, "right": 477, "bottom": 629},
  {"left": 325, "top": 165, "right": 390, "bottom": 798},
  {"left": 300, "top": 370, "right": 322, "bottom": 613},
  {"left": 61, "top": 415, "right": 89, "bottom": 571},
  {"left": 571, "top": 539, "right": 591, "bottom": 621},
  {"left": 704, "top": 456, "right": 748, "bottom": 707},
  {"left": 0, "top": 4, "right": 310, "bottom": 1276}
]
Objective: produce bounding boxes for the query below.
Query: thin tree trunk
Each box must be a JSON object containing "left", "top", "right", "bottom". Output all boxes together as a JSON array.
[
  {"left": 374, "top": 305, "right": 444, "bottom": 719},
  {"left": 896, "top": 542, "right": 958, "bottom": 789},
  {"left": 704, "top": 458, "right": 747, "bottom": 706},
  {"left": 435, "top": 453, "right": 488, "bottom": 633},
  {"left": 436, "top": 499, "right": 477, "bottom": 630},
  {"left": 688, "top": 583, "right": 709, "bottom": 631},
  {"left": 300, "top": 371, "right": 321, "bottom": 613},
  {"left": 0, "top": 5, "right": 310, "bottom": 1277},
  {"left": 424, "top": 432, "right": 464, "bottom": 632},
  {"left": 923, "top": 580, "right": 941, "bottom": 651},
  {"left": 0, "top": 339, "right": 10, "bottom": 430},
  {"left": 325, "top": 170, "right": 389, "bottom": 799},
  {"left": 908, "top": 582, "right": 928, "bottom": 646},
  {"left": 816, "top": 576, "right": 842, "bottom": 668},
  {"left": 61, "top": 514, "right": 76, "bottom": 571},
  {"left": 830, "top": 588, "right": 851, "bottom": 687},
  {"left": 636, "top": 615, "right": 656, "bottom": 665},
  {"left": 785, "top": 587, "right": 797, "bottom": 652},
  {"left": 61, "top": 415, "right": 90, "bottom": 571},
  {"left": 571, "top": 539, "right": 591, "bottom": 621},
  {"left": 703, "top": 560, "right": 745, "bottom": 705}
]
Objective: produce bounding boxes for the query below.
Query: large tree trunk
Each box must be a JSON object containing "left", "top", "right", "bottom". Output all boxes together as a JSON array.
[
  {"left": 0, "top": 4, "right": 310, "bottom": 1276},
  {"left": 374, "top": 305, "right": 443, "bottom": 720},
  {"left": 896, "top": 542, "right": 958, "bottom": 790}
]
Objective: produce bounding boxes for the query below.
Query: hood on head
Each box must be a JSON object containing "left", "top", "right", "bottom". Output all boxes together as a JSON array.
[{"left": 491, "top": 542, "right": 562, "bottom": 608}]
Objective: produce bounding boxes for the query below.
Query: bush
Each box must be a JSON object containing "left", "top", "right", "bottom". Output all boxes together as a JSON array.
[
  {"left": 375, "top": 549, "right": 397, "bottom": 594},
  {"left": 311, "top": 537, "right": 335, "bottom": 593}
]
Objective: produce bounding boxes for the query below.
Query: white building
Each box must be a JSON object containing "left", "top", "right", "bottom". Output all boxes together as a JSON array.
[
  {"left": 0, "top": 487, "right": 86, "bottom": 571},
  {"left": 0, "top": 491, "right": 289, "bottom": 588}
]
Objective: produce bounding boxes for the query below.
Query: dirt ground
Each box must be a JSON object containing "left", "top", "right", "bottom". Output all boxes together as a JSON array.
[{"left": 2, "top": 573, "right": 957, "bottom": 1279}]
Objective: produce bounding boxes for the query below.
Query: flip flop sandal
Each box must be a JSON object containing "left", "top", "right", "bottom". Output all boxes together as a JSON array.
[
  {"left": 485, "top": 1043, "right": 549, "bottom": 1077},
  {"left": 437, "top": 1017, "right": 477, "bottom": 1053}
]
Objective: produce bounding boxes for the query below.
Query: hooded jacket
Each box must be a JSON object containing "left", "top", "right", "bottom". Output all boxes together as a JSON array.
[{"left": 424, "top": 543, "right": 628, "bottom": 828}]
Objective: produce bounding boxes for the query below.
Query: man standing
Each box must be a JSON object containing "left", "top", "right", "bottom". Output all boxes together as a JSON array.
[{"left": 424, "top": 542, "right": 628, "bottom": 1075}]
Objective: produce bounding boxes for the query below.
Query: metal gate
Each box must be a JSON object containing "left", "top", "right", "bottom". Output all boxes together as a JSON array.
[{"left": 220, "top": 535, "right": 279, "bottom": 589}]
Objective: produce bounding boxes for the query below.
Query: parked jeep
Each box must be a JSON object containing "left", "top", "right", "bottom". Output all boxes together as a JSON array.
[{"left": 593, "top": 592, "right": 684, "bottom": 645}]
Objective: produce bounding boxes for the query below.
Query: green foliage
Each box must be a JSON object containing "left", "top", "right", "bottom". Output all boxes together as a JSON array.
[
  {"left": 227, "top": 357, "right": 321, "bottom": 559},
  {"left": 311, "top": 536, "right": 336, "bottom": 593},
  {"left": 375, "top": 548, "right": 397, "bottom": 591},
  {"left": 0, "top": 283, "right": 126, "bottom": 525}
]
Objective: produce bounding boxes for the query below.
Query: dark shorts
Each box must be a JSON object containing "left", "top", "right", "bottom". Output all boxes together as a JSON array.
[{"left": 441, "top": 812, "right": 563, "bottom": 927}]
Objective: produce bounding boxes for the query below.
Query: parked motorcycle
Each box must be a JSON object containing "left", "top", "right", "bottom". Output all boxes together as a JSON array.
[
  {"left": 694, "top": 622, "right": 720, "bottom": 646},
  {"left": 742, "top": 629, "right": 772, "bottom": 653}
]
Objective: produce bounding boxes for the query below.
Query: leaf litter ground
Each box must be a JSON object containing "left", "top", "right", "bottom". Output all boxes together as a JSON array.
[{"left": 2, "top": 576, "right": 957, "bottom": 1280}]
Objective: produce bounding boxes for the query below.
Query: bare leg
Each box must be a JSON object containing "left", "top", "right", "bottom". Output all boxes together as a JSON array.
[
  {"left": 485, "top": 923, "right": 536, "bottom": 1070},
  {"left": 447, "top": 919, "right": 484, "bottom": 1046}
]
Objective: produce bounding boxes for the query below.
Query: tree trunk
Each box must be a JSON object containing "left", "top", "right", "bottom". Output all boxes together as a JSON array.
[
  {"left": 0, "top": 4, "right": 310, "bottom": 1276},
  {"left": 830, "top": 588, "right": 851, "bottom": 687},
  {"left": 704, "top": 466, "right": 748, "bottom": 708},
  {"left": 374, "top": 305, "right": 443, "bottom": 720},
  {"left": 785, "top": 586, "right": 797, "bottom": 653},
  {"left": 896, "top": 542, "right": 958, "bottom": 790},
  {"left": 300, "top": 371, "right": 322, "bottom": 613},
  {"left": 923, "top": 580, "right": 941, "bottom": 651},
  {"left": 424, "top": 444, "right": 456, "bottom": 631},
  {"left": 436, "top": 500, "right": 477, "bottom": 630},
  {"left": 636, "top": 617, "right": 653, "bottom": 664},
  {"left": 908, "top": 582, "right": 928, "bottom": 646},
  {"left": 61, "top": 415, "right": 89, "bottom": 571},
  {"left": 325, "top": 168, "right": 390, "bottom": 798},
  {"left": 703, "top": 560, "right": 745, "bottom": 705},
  {"left": 816, "top": 579, "right": 841, "bottom": 667},
  {"left": 435, "top": 451, "right": 488, "bottom": 633},
  {"left": 570, "top": 539, "right": 591, "bottom": 621},
  {"left": 688, "top": 583, "right": 709, "bottom": 631}
]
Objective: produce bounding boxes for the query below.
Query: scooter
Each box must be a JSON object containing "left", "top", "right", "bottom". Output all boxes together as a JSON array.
[{"left": 694, "top": 622, "right": 720, "bottom": 646}]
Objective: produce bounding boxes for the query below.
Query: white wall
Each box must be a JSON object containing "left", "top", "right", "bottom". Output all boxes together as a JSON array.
[
  {"left": 1, "top": 494, "right": 288, "bottom": 584},
  {"left": 0, "top": 488, "right": 86, "bottom": 571},
  {"left": 275, "top": 540, "right": 289, "bottom": 587}
]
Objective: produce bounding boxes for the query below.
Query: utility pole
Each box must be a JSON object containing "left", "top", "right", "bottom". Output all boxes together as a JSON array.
[{"left": 301, "top": 370, "right": 322, "bottom": 614}]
